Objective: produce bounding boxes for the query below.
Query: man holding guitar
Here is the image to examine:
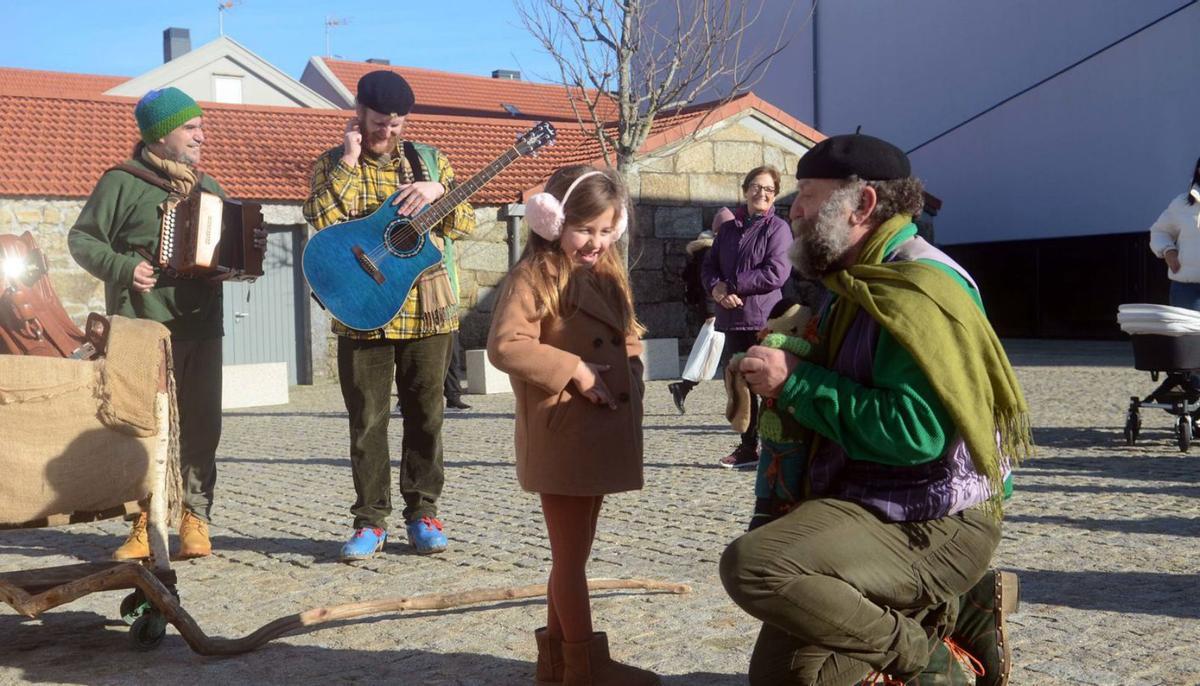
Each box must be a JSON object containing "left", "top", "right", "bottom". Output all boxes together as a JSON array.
[{"left": 302, "top": 70, "right": 476, "bottom": 560}]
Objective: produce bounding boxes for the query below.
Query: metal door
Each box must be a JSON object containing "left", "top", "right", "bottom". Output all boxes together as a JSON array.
[{"left": 222, "top": 227, "right": 310, "bottom": 384}]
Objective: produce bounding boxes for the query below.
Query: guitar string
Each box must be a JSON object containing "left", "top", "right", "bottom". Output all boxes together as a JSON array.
[
  {"left": 363, "top": 146, "right": 525, "bottom": 261},
  {"left": 357, "top": 144, "right": 532, "bottom": 264}
]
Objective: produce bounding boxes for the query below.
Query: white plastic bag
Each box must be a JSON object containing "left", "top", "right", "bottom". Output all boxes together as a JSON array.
[{"left": 681, "top": 317, "right": 725, "bottom": 382}]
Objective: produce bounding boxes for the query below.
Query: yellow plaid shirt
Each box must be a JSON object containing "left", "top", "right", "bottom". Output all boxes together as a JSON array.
[{"left": 302, "top": 142, "right": 476, "bottom": 340}]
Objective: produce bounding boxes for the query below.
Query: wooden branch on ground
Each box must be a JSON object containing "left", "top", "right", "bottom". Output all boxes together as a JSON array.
[{"left": 0, "top": 562, "right": 690, "bottom": 656}]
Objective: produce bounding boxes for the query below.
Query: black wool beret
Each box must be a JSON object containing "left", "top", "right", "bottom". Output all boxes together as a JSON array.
[
  {"left": 356, "top": 70, "right": 415, "bottom": 116},
  {"left": 795, "top": 133, "right": 911, "bottom": 181}
]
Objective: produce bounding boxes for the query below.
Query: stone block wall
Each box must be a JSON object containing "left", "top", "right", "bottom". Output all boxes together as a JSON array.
[
  {"left": 0, "top": 199, "right": 102, "bottom": 321},
  {"left": 625, "top": 116, "right": 807, "bottom": 349}
]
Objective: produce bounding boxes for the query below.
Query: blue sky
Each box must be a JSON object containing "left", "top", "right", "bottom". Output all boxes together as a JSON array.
[{"left": 0, "top": 0, "right": 560, "bottom": 82}]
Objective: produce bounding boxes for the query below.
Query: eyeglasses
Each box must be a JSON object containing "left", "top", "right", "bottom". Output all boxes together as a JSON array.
[{"left": 747, "top": 183, "right": 777, "bottom": 196}]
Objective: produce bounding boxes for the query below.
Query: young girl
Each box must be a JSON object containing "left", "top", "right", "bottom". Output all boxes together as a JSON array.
[{"left": 487, "top": 165, "right": 658, "bottom": 686}]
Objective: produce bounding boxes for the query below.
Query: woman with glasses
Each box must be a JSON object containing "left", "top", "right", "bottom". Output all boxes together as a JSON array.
[{"left": 701, "top": 165, "right": 793, "bottom": 470}]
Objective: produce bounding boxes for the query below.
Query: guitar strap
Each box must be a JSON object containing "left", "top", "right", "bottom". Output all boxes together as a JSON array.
[{"left": 402, "top": 142, "right": 439, "bottom": 184}]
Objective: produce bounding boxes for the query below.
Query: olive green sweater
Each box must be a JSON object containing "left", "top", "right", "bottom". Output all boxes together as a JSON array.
[{"left": 68, "top": 158, "right": 226, "bottom": 340}]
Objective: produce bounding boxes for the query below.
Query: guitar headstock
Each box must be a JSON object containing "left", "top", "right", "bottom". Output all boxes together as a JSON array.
[{"left": 515, "top": 121, "right": 556, "bottom": 157}]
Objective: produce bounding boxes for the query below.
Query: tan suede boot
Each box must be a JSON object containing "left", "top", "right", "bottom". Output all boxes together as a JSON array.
[
  {"left": 561, "top": 632, "right": 659, "bottom": 686},
  {"left": 534, "top": 627, "right": 564, "bottom": 684},
  {"left": 177, "top": 511, "right": 212, "bottom": 559},
  {"left": 112, "top": 513, "right": 150, "bottom": 561}
]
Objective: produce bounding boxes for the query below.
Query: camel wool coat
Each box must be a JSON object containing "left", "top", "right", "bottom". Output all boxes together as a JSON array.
[{"left": 487, "top": 265, "right": 645, "bottom": 496}]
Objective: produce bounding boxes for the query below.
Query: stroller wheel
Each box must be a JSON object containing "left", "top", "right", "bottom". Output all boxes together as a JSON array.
[
  {"left": 1124, "top": 411, "right": 1140, "bottom": 445},
  {"left": 1177, "top": 415, "right": 1192, "bottom": 453}
]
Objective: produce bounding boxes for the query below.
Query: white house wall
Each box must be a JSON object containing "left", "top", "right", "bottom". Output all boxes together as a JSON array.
[{"left": 691, "top": 0, "right": 1199, "bottom": 244}]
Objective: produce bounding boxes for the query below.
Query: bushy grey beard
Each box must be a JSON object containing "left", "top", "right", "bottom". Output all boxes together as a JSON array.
[{"left": 788, "top": 183, "right": 862, "bottom": 279}]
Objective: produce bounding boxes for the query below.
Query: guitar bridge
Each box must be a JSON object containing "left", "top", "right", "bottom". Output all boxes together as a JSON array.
[{"left": 351, "top": 245, "right": 385, "bottom": 285}]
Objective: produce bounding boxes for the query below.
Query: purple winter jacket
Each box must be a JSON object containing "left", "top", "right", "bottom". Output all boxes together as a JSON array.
[{"left": 700, "top": 205, "right": 793, "bottom": 331}]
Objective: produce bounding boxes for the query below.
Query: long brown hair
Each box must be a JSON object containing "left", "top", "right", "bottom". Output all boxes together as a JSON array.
[{"left": 515, "top": 165, "right": 644, "bottom": 336}]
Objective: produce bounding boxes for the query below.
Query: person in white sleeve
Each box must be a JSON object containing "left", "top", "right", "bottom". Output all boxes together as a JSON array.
[{"left": 1149, "top": 156, "right": 1200, "bottom": 309}]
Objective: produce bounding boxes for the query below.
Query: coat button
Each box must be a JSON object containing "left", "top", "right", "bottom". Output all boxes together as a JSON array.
[
  {"left": 593, "top": 337, "right": 604, "bottom": 348},
  {"left": 611, "top": 335, "right": 622, "bottom": 346},
  {"left": 618, "top": 392, "right": 630, "bottom": 403}
]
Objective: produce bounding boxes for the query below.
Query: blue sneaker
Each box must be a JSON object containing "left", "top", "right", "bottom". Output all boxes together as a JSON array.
[
  {"left": 406, "top": 516, "right": 448, "bottom": 554},
  {"left": 340, "top": 526, "right": 387, "bottom": 561}
]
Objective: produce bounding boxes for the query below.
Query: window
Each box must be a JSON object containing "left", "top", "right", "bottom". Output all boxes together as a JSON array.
[{"left": 213, "top": 75, "right": 243, "bottom": 104}]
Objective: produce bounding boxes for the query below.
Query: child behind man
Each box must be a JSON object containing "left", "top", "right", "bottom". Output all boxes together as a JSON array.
[
  {"left": 668, "top": 207, "right": 735, "bottom": 414},
  {"left": 487, "top": 165, "right": 658, "bottom": 685}
]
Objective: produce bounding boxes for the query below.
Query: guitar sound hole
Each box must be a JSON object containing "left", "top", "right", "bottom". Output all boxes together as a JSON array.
[{"left": 384, "top": 220, "right": 423, "bottom": 258}]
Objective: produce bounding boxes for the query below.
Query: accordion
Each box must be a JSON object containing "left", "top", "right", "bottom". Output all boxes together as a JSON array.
[{"left": 157, "top": 190, "right": 264, "bottom": 281}]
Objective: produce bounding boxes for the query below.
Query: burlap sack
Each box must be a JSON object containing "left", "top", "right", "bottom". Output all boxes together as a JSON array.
[{"left": 0, "top": 317, "right": 178, "bottom": 528}]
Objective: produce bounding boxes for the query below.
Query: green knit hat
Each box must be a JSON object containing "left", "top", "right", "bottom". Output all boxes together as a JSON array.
[{"left": 135, "top": 87, "right": 203, "bottom": 143}]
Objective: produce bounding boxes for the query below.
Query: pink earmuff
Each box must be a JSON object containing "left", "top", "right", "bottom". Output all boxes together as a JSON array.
[{"left": 526, "top": 170, "right": 628, "bottom": 241}]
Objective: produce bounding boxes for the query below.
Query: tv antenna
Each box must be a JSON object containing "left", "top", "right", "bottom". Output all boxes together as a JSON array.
[
  {"left": 325, "top": 16, "right": 351, "bottom": 57},
  {"left": 217, "top": 1, "right": 242, "bottom": 36}
]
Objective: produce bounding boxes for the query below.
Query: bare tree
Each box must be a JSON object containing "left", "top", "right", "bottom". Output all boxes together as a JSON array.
[{"left": 516, "top": 0, "right": 805, "bottom": 172}]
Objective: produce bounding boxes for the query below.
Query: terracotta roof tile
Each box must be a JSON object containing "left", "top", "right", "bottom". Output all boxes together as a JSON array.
[
  {"left": 0, "top": 67, "right": 127, "bottom": 98},
  {"left": 0, "top": 78, "right": 822, "bottom": 207},
  {"left": 0, "top": 94, "right": 596, "bottom": 205},
  {"left": 324, "top": 59, "right": 620, "bottom": 122}
]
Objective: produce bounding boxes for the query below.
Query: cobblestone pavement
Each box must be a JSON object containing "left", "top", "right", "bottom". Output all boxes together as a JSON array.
[{"left": 2, "top": 340, "right": 1198, "bottom": 685}]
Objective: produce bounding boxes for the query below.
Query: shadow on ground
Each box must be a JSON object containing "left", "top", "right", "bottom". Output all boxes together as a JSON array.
[
  {"left": 1017, "top": 569, "right": 1200, "bottom": 619},
  {"left": 0, "top": 610, "right": 747, "bottom": 686}
]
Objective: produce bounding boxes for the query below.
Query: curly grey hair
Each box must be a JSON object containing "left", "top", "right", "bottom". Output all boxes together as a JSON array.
[{"left": 843, "top": 175, "right": 926, "bottom": 225}]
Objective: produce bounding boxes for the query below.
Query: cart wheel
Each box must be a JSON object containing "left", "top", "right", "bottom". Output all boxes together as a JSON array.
[
  {"left": 129, "top": 611, "right": 167, "bottom": 651},
  {"left": 1124, "top": 411, "right": 1140, "bottom": 445},
  {"left": 120, "top": 590, "right": 148, "bottom": 625},
  {"left": 1178, "top": 416, "right": 1192, "bottom": 453}
]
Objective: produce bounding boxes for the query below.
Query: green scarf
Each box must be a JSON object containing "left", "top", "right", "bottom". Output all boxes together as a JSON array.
[{"left": 819, "top": 215, "right": 1033, "bottom": 515}]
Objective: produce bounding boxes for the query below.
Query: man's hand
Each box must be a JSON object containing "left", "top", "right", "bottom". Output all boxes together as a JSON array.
[
  {"left": 739, "top": 345, "right": 799, "bottom": 399},
  {"left": 131, "top": 260, "right": 157, "bottom": 293},
  {"left": 1166, "top": 249, "right": 1182, "bottom": 274},
  {"left": 391, "top": 181, "right": 445, "bottom": 217},
  {"left": 572, "top": 360, "right": 616, "bottom": 409},
  {"left": 341, "top": 118, "right": 362, "bottom": 167}
]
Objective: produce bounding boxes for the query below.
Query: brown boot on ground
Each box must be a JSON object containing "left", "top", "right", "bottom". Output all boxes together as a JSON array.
[
  {"left": 534, "top": 627, "right": 564, "bottom": 684},
  {"left": 112, "top": 512, "right": 150, "bottom": 561},
  {"left": 561, "top": 632, "right": 659, "bottom": 686},
  {"left": 177, "top": 511, "right": 212, "bottom": 559}
]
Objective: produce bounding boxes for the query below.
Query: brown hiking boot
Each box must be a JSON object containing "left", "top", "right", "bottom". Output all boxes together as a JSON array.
[
  {"left": 534, "top": 626, "right": 564, "bottom": 684},
  {"left": 561, "top": 632, "right": 659, "bottom": 686},
  {"left": 112, "top": 513, "right": 150, "bottom": 561},
  {"left": 177, "top": 511, "right": 212, "bottom": 559}
]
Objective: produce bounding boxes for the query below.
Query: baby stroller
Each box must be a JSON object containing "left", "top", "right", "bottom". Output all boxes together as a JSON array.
[{"left": 1118, "top": 304, "right": 1200, "bottom": 452}]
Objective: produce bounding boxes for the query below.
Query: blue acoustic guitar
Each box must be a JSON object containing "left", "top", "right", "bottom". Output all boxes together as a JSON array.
[{"left": 302, "top": 121, "right": 557, "bottom": 331}]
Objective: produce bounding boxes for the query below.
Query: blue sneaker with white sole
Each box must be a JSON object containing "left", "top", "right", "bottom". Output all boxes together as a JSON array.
[
  {"left": 340, "top": 526, "right": 387, "bottom": 561},
  {"left": 406, "top": 516, "right": 448, "bottom": 554}
]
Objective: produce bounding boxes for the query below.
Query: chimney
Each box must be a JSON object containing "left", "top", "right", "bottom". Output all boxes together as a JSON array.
[
  {"left": 163, "top": 27, "right": 191, "bottom": 63},
  {"left": 491, "top": 69, "right": 521, "bottom": 81},
  {"left": 366, "top": 58, "right": 391, "bottom": 65}
]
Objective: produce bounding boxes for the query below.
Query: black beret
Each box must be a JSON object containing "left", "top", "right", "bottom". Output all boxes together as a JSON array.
[
  {"left": 795, "top": 133, "right": 911, "bottom": 181},
  {"left": 356, "top": 70, "right": 414, "bottom": 116}
]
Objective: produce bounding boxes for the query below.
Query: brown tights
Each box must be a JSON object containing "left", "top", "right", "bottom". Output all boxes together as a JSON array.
[{"left": 540, "top": 493, "right": 604, "bottom": 643}]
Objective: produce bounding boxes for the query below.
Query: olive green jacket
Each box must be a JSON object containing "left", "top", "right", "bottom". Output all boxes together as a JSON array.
[{"left": 68, "top": 158, "right": 226, "bottom": 340}]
